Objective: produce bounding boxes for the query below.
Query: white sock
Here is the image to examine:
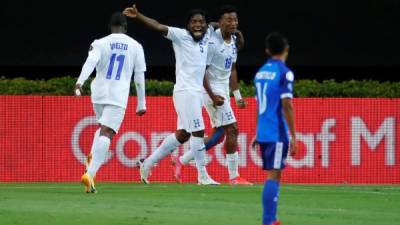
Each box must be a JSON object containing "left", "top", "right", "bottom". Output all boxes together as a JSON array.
[
  {"left": 86, "top": 128, "right": 100, "bottom": 169},
  {"left": 87, "top": 135, "right": 110, "bottom": 177},
  {"left": 179, "top": 149, "right": 194, "bottom": 165},
  {"left": 190, "top": 136, "right": 208, "bottom": 177},
  {"left": 227, "top": 152, "right": 239, "bottom": 179},
  {"left": 91, "top": 129, "right": 101, "bottom": 151},
  {"left": 145, "top": 133, "right": 181, "bottom": 169}
]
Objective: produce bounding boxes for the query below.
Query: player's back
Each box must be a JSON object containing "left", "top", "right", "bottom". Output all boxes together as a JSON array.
[
  {"left": 255, "top": 59, "right": 293, "bottom": 143},
  {"left": 91, "top": 33, "right": 145, "bottom": 108}
]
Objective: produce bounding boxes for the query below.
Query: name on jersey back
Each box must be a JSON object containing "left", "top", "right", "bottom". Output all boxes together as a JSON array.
[
  {"left": 256, "top": 71, "right": 276, "bottom": 80},
  {"left": 110, "top": 42, "right": 128, "bottom": 51}
]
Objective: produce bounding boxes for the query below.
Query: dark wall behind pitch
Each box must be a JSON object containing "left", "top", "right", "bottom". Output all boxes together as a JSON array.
[{"left": 1, "top": 0, "right": 400, "bottom": 79}]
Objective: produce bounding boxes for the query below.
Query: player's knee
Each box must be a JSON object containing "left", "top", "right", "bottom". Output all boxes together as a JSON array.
[
  {"left": 175, "top": 130, "right": 191, "bottom": 143},
  {"left": 100, "top": 126, "right": 115, "bottom": 139},
  {"left": 225, "top": 124, "right": 238, "bottom": 138},
  {"left": 268, "top": 169, "right": 282, "bottom": 181}
]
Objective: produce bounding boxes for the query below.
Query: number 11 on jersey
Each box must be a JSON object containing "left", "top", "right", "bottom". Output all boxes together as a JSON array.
[{"left": 106, "top": 54, "right": 125, "bottom": 80}]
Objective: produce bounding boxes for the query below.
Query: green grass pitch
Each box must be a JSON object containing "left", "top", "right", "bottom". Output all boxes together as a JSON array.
[{"left": 0, "top": 183, "right": 399, "bottom": 225}]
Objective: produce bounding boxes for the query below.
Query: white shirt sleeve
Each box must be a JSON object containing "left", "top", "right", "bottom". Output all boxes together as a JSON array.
[
  {"left": 206, "top": 42, "right": 215, "bottom": 66},
  {"left": 134, "top": 71, "right": 146, "bottom": 111},
  {"left": 165, "top": 26, "right": 187, "bottom": 43},
  {"left": 76, "top": 41, "right": 101, "bottom": 85},
  {"left": 134, "top": 45, "right": 147, "bottom": 73},
  {"left": 232, "top": 37, "right": 238, "bottom": 63}
]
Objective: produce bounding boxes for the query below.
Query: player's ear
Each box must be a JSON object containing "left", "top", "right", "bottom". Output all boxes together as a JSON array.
[{"left": 265, "top": 48, "right": 271, "bottom": 56}]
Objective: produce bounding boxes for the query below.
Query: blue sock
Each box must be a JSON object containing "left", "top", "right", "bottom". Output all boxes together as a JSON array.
[
  {"left": 262, "top": 179, "right": 280, "bottom": 225},
  {"left": 205, "top": 127, "right": 224, "bottom": 151}
]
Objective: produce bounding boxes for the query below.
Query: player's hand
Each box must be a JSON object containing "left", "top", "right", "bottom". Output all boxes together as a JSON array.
[
  {"left": 74, "top": 84, "right": 83, "bottom": 96},
  {"left": 233, "top": 30, "right": 244, "bottom": 50},
  {"left": 123, "top": 4, "right": 139, "bottom": 18},
  {"left": 236, "top": 98, "right": 247, "bottom": 108},
  {"left": 136, "top": 109, "right": 146, "bottom": 116},
  {"left": 251, "top": 138, "right": 258, "bottom": 151},
  {"left": 212, "top": 95, "right": 225, "bottom": 106},
  {"left": 289, "top": 138, "right": 297, "bottom": 156}
]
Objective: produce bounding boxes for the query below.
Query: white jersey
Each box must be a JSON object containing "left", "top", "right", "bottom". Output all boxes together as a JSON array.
[
  {"left": 165, "top": 26, "right": 213, "bottom": 92},
  {"left": 82, "top": 33, "right": 146, "bottom": 109},
  {"left": 206, "top": 29, "right": 238, "bottom": 93}
]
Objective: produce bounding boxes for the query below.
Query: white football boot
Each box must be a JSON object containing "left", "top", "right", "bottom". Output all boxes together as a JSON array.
[
  {"left": 138, "top": 159, "right": 150, "bottom": 184},
  {"left": 198, "top": 174, "right": 220, "bottom": 185}
]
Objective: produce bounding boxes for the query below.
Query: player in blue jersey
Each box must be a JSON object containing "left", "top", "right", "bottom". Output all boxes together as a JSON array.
[{"left": 253, "top": 32, "right": 297, "bottom": 225}]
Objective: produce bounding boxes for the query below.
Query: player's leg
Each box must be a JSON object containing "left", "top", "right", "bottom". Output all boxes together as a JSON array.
[
  {"left": 177, "top": 127, "right": 224, "bottom": 166},
  {"left": 82, "top": 104, "right": 124, "bottom": 193},
  {"left": 223, "top": 122, "right": 252, "bottom": 185},
  {"left": 262, "top": 169, "right": 281, "bottom": 225},
  {"left": 174, "top": 92, "right": 223, "bottom": 167},
  {"left": 260, "top": 142, "right": 288, "bottom": 225},
  {"left": 205, "top": 127, "right": 225, "bottom": 150},
  {"left": 140, "top": 129, "right": 189, "bottom": 184},
  {"left": 186, "top": 91, "right": 218, "bottom": 185},
  {"left": 85, "top": 128, "right": 100, "bottom": 171},
  {"left": 140, "top": 91, "right": 192, "bottom": 183}
]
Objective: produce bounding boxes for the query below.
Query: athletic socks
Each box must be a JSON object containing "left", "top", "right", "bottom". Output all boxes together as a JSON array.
[
  {"left": 226, "top": 152, "right": 239, "bottom": 179},
  {"left": 179, "top": 149, "right": 194, "bottom": 165},
  {"left": 87, "top": 135, "right": 110, "bottom": 177},
  {"left": 144, "top": 133, "right": 181, "bottom": 170},
  {"left": 190, "top": 136, "right": 208, "bottom": 177},
  {"left": 262, "top": 179, "right": 280, "bottom": 225}
]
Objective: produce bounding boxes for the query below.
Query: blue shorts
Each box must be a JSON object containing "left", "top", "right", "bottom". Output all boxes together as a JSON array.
[{"left": 259, "top": 142, "right": 289, "bottom": 170}]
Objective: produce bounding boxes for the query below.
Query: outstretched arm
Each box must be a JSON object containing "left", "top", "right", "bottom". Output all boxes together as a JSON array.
[{"left": 123, "top": 4, "right": 168, "bottom": 36}]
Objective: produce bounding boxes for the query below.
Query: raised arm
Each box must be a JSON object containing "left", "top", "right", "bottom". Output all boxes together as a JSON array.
[
  {"left": 123, "top": 4, "right": 168, "bottom": 36},
  {"left": 282, "top": 98, "right": 297, "bottom": 156},
  {"left": 234, "top": 30, "right": 244, "bottom": 50}
]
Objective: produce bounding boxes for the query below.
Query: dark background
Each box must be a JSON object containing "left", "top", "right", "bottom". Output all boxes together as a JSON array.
[{"left": 1, "top": 0, "right": 400, "bottom": 82}]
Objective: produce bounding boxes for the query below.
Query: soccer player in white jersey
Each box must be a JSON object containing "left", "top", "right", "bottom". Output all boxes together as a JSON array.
[
  {"left": 172, "top": 5, "right": 253, "bottom": 185},
  {"left": 75, "top": 12, "right": 147, "bottom": 193},
  {"left": 123, "top": 5, "right": 219, "bottom": 185}
]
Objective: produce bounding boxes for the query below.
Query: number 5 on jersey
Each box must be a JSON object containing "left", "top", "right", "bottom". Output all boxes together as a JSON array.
[{"left": 106, "top": 54, "right": 125, "bottom": 80}]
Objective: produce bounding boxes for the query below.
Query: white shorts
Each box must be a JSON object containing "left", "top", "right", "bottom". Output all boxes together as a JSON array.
[
  {"left": 93, "top": 104, "right": 126, "bottom": 133},
  {"left": 173, "top": 90, "right": 205, "bottom": 132},
  {"left": 203, "top": 91, "right": 237, "bottom": 128}
]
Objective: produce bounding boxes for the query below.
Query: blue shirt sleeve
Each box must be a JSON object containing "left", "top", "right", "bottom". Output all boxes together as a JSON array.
[{"left": 280, "top": 69, "right": 295, "bottom": 99}]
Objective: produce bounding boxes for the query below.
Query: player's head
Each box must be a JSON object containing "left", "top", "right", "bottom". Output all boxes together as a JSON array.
[
  {"left": 109, "top": 12, "right": 128, "bottom": 33},
  {"left": 218, "top": 5, "right": 238, "bottom": 35},
  {"left": 265, "top": 32, "right": 289, "bottom": 60},
  {"left": 186, "top": 9, "right": 208, "bottom": 42}
]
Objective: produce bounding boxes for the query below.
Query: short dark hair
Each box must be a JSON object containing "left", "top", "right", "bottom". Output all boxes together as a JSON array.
[
  {"left": 186, "top": 9, "right": 208, "bottom": 25},
  {"left": 218, "top": 5, "right": 238, "bottom": 19},
  {"left": 109, "top": 12, "right": 128, "bottom": 29},
  {"left": 265, "top": 32, "right": 289, "bottom": 55}
]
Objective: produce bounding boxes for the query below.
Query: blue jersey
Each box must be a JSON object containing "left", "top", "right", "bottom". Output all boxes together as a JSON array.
[{"left": 254, "top": 58, "right": 294, "bottom": 143}]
